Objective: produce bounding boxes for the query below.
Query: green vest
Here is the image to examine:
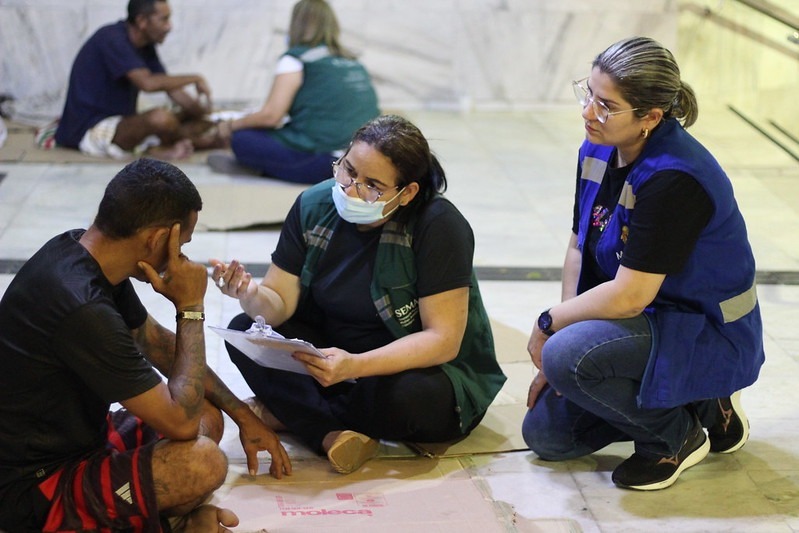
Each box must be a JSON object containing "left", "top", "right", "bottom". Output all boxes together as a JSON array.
[
  {"left": 271, "top": 46, "right": 379, "bottom": 153},
  {"left": 298, "top": 180, "right": 506, "bottom": 432}
]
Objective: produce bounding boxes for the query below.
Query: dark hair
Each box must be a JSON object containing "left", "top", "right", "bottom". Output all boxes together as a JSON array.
[
  {"left": 288, "top": 0, "right": 354, "bottom": 59},
  {"left": 593, "top": 36, "right": 698, "bottom": 128},
  {"left": 94, "top": 158, "right": 202, "bottom": 239},
  {"left": 127, "top": 0, "right": 164, "bottom": 24},
  {"left": 350, "top": 114, "right": 447, "bottom": 206}
]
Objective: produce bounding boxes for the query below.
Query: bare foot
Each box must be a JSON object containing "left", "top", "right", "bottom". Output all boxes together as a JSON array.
[
  {"left": 192, "top": 123, "right": 230, "bottom": 151},
  {"left": 180, "top": 505, "right": 239, "bottom": 532},
  {"left": 148, "top": 138, "right": 195, "bottom": 161}
]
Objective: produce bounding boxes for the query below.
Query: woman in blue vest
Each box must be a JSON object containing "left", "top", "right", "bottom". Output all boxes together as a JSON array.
[
  {"left": 211, "top": 115, "right": 506, "bottom": 474},
  {"left": 522, "top": 37, "right": 764, "bottom": 491},
  {"left": 211, "top": 0, "right": 379, "bottom": 183}
]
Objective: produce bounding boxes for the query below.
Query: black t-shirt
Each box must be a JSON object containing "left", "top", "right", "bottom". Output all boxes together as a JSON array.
[
  {"left": 272, "top": 196, "right": 475, "bottom": 353},
  {"left": 572, "top": 158, "right": 714, "bottom": 285},
  {"left": 0, "top": 230, "right": 160, "bottom": 527}
]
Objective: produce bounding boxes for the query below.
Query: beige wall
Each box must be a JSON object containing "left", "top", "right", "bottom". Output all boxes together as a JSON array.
[
  {"left": 1, "top": 0, "right": 796, "bottom": 132},
  {"left": 0, "top": 0, "right": 679, "bottom": 118}
]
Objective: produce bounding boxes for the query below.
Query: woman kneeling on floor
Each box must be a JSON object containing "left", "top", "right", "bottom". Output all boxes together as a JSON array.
[
  {"left": 522, "top": 36, "right": 765, "bottom": 491},
  {"left": 211, "top": 114, "right": 506, "bottom": 474}
]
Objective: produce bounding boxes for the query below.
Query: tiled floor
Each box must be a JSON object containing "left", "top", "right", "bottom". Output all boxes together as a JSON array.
[{"left": 1, "top": 108, "right": 798, "bottom": 532}]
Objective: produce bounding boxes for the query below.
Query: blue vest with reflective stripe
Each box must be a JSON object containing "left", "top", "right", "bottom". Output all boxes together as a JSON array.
[{"left": 576, "top": 119, "right": 764, "bottom": 408}]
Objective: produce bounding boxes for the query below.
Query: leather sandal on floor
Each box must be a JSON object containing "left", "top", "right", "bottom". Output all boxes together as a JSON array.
[{"left": 326, "top": 430, "right": 378, "bottom": 474}]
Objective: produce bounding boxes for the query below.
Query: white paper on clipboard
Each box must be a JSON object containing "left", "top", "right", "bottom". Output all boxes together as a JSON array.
[{"left": 209, "top": 316, "right": 325, "bottom": 375}]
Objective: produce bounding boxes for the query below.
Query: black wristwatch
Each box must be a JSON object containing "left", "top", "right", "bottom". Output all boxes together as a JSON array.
[{"left": 537, "top": 309, "right": 556, "bottom": 337}]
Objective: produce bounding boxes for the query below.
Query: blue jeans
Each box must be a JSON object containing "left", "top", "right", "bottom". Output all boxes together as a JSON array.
[
  {"left": 230, "top": 128, "right": 336, "bottom": 184},
  {"left": 522, "top": 315, "right": 718, "bottom": 460}
]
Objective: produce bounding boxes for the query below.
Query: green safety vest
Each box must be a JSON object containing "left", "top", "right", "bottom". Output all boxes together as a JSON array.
[
  {"left": 298, "top": 180, "right": 506, "bottom": 431},
  {"left": 271, "top": 46, "right": 379, "bottom": 153}
]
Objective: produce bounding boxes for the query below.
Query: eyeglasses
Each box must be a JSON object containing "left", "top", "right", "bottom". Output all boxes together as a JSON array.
[
  {"left": 333, "top": 160, "right": 400, "bottom": 204},
  {"left": 572, "top": 77, "right": 640, "bottom": 124}
]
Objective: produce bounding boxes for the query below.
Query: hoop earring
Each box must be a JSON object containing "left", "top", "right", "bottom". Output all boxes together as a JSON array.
[{"left": 642, "top": 128, "right": 650, "bottom": 139}]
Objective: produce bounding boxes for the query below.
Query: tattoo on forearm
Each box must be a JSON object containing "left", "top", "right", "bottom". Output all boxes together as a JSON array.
[
  {"left": 204, "top": 374, "right": 244, "bottom": 415},
  {"left": 140, "top": 317, "right": 247, "bottom": 420},
  {"left": 171, "top": 320, "right": 206, "bottom": 419},
  {"left": 136, "top": 318, "right": 177, "bottom": 375}
]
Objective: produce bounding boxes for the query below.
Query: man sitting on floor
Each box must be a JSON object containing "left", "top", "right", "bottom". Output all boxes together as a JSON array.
[
  {"left": 54, "top": 0, "right": 223, "bottom": 160},
  {"left": 0, "top": 159, "right": 291, "bottom": 531}
]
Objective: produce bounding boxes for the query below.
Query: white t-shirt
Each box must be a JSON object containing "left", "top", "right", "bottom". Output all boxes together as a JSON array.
[{"left": 275, "top": 55, "right": 303, "bottom": 75}]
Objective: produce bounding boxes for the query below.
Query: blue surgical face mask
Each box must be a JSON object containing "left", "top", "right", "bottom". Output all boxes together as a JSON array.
[{"left": 331, "top": 183, "right": 404, "bottom": 225}]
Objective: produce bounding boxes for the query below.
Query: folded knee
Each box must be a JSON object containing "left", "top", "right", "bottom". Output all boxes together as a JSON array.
[
  {"left": 190, "top": 436, "right": 228, "bottom": 490},
  {"left": 522, "top": 410, "right": 580, "bottom": 461},
  {"left": 227, "top": 312, "right": 253, "bottom": 332},
  {"left": 144, "top": 108, "right": 180, "bottom": 135}
]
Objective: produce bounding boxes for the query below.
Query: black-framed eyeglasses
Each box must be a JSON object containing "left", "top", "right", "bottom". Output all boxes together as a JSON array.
[
  {"left": 332, "top": 160, "right": 400, "bottom": 204},
  {"left": 572, "top": 77, "right": 640, "bottom": 124}
]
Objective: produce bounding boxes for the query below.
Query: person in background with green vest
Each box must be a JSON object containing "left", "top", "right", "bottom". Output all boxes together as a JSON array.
[
  {"left": 210, "top": 0, "right": 379, "bottom": 184},
  {"left": 210, "top": 115, "right": 506, "bottom": 474}
]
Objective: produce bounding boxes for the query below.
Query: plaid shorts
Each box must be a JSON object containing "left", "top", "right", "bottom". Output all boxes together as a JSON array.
[{"left": 36, "top": 410, "right": 169, "bottom": 533}]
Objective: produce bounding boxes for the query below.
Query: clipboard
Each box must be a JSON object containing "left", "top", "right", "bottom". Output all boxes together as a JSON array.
[{"left": 209, "top": 316, "right": 326, "bottom": 375}]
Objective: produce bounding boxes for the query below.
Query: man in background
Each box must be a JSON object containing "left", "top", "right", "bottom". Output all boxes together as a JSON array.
[{"left": 55, "top": 0, "right": 223, "bottom": 160}]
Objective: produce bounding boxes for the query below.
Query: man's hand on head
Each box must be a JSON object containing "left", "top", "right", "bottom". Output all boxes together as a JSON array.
[{"left": 138, "top": 223, "right": 207, "bottom": 309}]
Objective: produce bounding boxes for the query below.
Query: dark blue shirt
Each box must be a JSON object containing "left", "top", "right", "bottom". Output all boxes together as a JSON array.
[{"left": 55, "top": 21, "right": 166, "bottom": 147}]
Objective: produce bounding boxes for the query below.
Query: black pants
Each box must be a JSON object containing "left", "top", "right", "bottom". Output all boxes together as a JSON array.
[{"left": 226, "top": 313, "right": 477, "bottom": 453}]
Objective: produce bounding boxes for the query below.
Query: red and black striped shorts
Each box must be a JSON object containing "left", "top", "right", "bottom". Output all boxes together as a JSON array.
[{"left": 36, "top": 410, "right": 168, "bottom": 532}]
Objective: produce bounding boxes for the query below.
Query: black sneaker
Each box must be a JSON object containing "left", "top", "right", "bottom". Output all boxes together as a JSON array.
[
  {"left": 612, "top": 415, "right": 710, "bottom": 491},
  {"left": 708, "top": 390, "right": 749, "bottom": 453}
]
